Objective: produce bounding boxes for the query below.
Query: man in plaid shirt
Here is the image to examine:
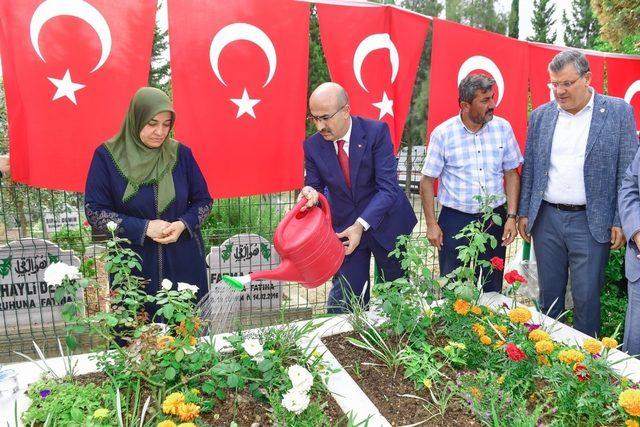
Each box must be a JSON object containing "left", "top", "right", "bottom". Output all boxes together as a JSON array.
[{"left": 420, "top": 74, "right": 523, "bottom": 292}]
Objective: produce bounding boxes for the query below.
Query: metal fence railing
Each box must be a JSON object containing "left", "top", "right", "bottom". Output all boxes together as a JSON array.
[{"left": 0, "top": 155, "right": 520, "bottom": 362}]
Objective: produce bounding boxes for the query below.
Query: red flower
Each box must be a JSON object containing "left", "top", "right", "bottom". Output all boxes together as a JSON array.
[
  {"left": 505, "top": 343, "right": 527, "bottom": 361},
  {"left": 490, "top": 257, "right": 504, "bottom": 271},
  {"left": 504, "top": 270, "right": 527, "bottom": 285},
  {"left": 573, "top": 363, "right": 591, "bottom": 382}
]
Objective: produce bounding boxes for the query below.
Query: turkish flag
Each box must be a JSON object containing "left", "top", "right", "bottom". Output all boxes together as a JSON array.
[
  {"left": 528, "top": 42, "right": 605, "bottom": 110},
  {"left": 317, "top": 4, "right": 429, "bottom": 153},
  {"left": 168, "top": 0, "right": 309, "bottom": 198},
  {"left": 428, "top": 19, "right": 528, "bottom": 150},
  {"left": 606, "top": 55, "right": 640, "bottom": 132},
  {"left": 0, "top": 1, "right": 156, "bottom": 191}
]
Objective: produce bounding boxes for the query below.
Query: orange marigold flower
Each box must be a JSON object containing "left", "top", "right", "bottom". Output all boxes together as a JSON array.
[
  {"left": 528, "top": 329, "right": 550, "bottom": 342},
  {"left": 602, "top": 337, "right": 618, "bottom": 350},
  {"left": 177, "top": 402, "right": 200, "bottom": 422},
  {"left": 471, "top": 306, "right": 482, "bottom": 316},
  {"left": 625, "top": 420, "right": 639, "bottom": 427},
  {"left": 472, "top": 323, "right": 486, "bottom": 336},
  {"left": 508, "top": 307, "right": 532, "bottom": 324},
  {"left": 162, "top": 392, "right": 185, "bottom": 415},
  {"left": 537, "top": 355, "right": 550, "bottom": 366},
  {"left": 557, "top": 349, "right": 585, "bottom": 364},
  {"left": 620, "top": 389, "right": 640, "bottom": 417},
  {"left": 583, "top": 338, "right": 603, "bottom": 355},
  {"left": 480, "top": 335, "right": 492, "bottom": 345},
  {"left": 156, "top": 335, "right": 175, "bottom": 350},
  {"left": 495, "top": 325, "right": 508, "bottom": 336},
  {"left": 470, "top": 387, "right": 482, "bottom": 399},
  {"left": 189, "top": 336, "right": 197, "bottom": 346},
  {"left": 535, "top": 340, "right": 555, "bottom": 355},
  {"left": 494, "top": 340, "right": 506, "bottom": 349},
  {"left": 453, "top": 299, "right": 471, "bottom": 316}
]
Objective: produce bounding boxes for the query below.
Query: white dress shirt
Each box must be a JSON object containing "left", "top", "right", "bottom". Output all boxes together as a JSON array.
[
  {"left": 543, "top": 88, "right": 595, "bottom": 205},
  {"left": 333, "top": 119, "right": 370, "bottom": 231}
]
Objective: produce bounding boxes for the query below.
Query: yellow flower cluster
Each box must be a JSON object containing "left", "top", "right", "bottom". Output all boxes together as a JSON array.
[
  {"left": 453, "top": 299, "right": 471, "bottom": 316},
  {"left": 472, "top": 323, "right": 486, "bottom": 336},
  {"left": 161, "top": 393, "right": 200, "bottom": 422},
  {"left": 626, "top": 420, "right": 639, "bottom": 427},
  {"left": 480, "top": 335, "right": 492, "bottom": 345},
  {"left": 508, "top": 307, "right": 532, "bottom": 324},
  {"left": 177, "top": 403, "right": 200, "bottom": 422},
  {"left": 535, "top": 340, "right": 555, "bottom": 355},
  {"left": 557, "top": 349, "right": 585, "bottom": 364},
  {"left": 495, "top": 325, "right": 508, "bottom": 336},
  {"left": 157, "top": 335, "right": 175, "bottom": 350},
  {"left": 494, "top": 340, "right": 505, "bottom": 349},
  {"left": 471, "top": 306, "right": 482, "bottom": 315},
  {"left": 93, "top": 408, "right": 109, "bottom": 419},
  {"left": 582, "top": 338, "right": 604, "bottom": 355},
  {"left": 620, "top": 389, "right": 640, "bottom": 417},
  {"left": 528, "top": 329, "right": 550, "bottom": 342},
  {"left": 602, "top": 337, "right": 618, "bottom": 350},
  {"left": 470, "top": 387, "right": 482, "bottom": 399},
  {"left": 537, "top": 355, "right": 550, "bottom": 366},
  {"left": 157, "top": 423, "right": 196, "bottom": 427}
]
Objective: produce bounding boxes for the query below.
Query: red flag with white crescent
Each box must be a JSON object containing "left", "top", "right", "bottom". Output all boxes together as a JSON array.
[
  {"left": 606, "top": 54, "right": 640, "bottom": 132},
  {"left": 168, "top": 0, "right": 309, "bottom": 198},
  {"left": 317, "top": 3, "right": 430, "bottom": 153},
  {"left": 528, "top": 42, "right": 605, "bottom": 110},
  {"left": 0, "top": 0, "right": 157, "bottom": 191},
  {"left": 428, "top": 19, "right": 528, "bottom": 150}
]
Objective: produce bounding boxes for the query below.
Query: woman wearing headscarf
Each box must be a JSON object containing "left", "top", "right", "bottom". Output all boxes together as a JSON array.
[{"left": 85, "top": 87, "right": 212, "bottom": 313}]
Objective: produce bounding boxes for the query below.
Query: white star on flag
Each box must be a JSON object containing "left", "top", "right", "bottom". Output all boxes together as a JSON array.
[
  {"left": 372, "top": 91, "right": 394, "bottom": 119},
  {"left": 47, "top": 69, "right": 86, "bottom": 105},
  {"left": 230, "top": 88, "right": 260, "bottom": 118}
]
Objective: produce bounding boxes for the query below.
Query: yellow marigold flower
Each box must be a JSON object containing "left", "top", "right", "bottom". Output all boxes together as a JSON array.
[
  {"left": 480, "top": 335, "right": 492, "bottom": 345},
  {"left": 423, "top": 378, "right": 432, "bottom": 389},
  {"left": 471, "top": 306, "right": 482, "bottom": 315},
  {"left": 93, "top": 408, "right": 109, "bottom": 419},
  {"left": 602, "top": 337, "right": 618, "bottom": 350},
  {"left": 537, "top": 355, "right": 550, "bottom": 366},
  {"left": 189, "top": 336, "right": 197, "bottom": 346},
  {"left": 583, "top": 338, "right": 603, "bottom": 355},
  {"left": 508, "top": 307, "right": 532, "bottom": 324},
  {"left": 157, "top": 422, "right": 177, "bottom": 427},
  {"left": 495, "top": 325, "right": 508, "bottom": 336},
  {"left": 177, "top": 402, "right": 200, "bottom": 422},
  {"left": 494, "top": 340, "right": 505, "bottom": 349},
  {"left": 162, "top": 392, "right": 185, "bottom": 415},
  {"left": 177, "top": 424, "right": 197, "bottom": 427},
  {"left": 626, "top": 420, "right": 639, "bottom": 427},
  {"left": 470, "top": 387, "right": 482, "bottom": 399},
  {"left": 453, "top": 299, "right": 471, "bottom": 316},
  {"left": 496, "top": 375, "right": 505, "bottom": 384},
  {"left": 472, "top": 323, "right": 486, "bottom": 336},
  {"left": 557, "top": 349, "right": 585, "bottom": 364},
  {"left": 535, "top": 340, "right": 555, "bottom": 355},
  {"left": 620, "top": 389, "right": 640, "bottom": 417},
  {"left": 190, "top": 388, "right": 200, "bottom": 396},
  {"left": 156, "top": 335, "right": 175, "bottom": 350},
  {"left": 528, "top": 329, "right": 550, "bottom": 342}
]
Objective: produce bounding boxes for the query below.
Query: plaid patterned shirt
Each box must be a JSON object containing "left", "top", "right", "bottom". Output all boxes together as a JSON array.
[{"left": 422, "top": 115, "right": 523, "bottom": 214}]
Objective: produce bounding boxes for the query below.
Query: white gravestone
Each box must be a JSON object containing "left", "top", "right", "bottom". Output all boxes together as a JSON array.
[
  {"left": 43, "top": 204, "right": 80, "bottom": 234},
  {"left": 207, "top": 234, "right": 282, "bottom": 310},
  {"left": 0, "top": 239, "right": 82, "bottom": 328}
]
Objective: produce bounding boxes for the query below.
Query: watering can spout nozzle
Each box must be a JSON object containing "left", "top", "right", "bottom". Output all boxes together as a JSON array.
[{"left": 222, "top": 275, "right": 250, "bottom": 291}]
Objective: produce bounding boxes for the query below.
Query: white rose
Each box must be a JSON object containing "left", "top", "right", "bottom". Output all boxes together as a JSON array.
[
  {"left": 281, "top": 388, "right": 310, "bottom": 415},
  {"left": 161, "top": 279, "right": 173, "bottom": 290},
  {"left": 43, "top": 262, "right": 81, "bottom": 287},
  {"left": 287, "top": 364, "right": 313, "bottom": 392},
  {"left": 242, "top": 338, "right": 263, "bottom": 357},
  {"left": 252, "top": 354, "right": 265, "bottom": 364},
  {"left": 177, "top": 282, "right": 199, "bottom": 293},
  {"left": 106, "top": 221, "right": 118, "bottom": 232}
]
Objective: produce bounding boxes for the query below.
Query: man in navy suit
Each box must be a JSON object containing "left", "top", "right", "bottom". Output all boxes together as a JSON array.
[
  {"left": 518, "top": 50, "right": 637, "bottom": 337},
  {"left": 300, "top": 82, "right": 417, "bottom": 313}
]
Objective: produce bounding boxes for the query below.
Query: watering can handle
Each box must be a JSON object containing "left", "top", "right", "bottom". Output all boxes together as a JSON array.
[{"left": 295, "top": 191, "right": 332, "bottom": 223}]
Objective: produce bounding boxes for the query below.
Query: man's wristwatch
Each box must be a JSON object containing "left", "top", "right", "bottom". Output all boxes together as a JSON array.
[{"left": 506, "top": 213, "right": 517, "bottom": 219}]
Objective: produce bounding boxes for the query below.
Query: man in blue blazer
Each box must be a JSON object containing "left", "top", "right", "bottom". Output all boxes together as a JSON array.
[
  {"left": 518, "top": 50, "right": 638, "bottom": 336},
  {"left": 300, "top": 82, "right": 417, "bottom": 313}
]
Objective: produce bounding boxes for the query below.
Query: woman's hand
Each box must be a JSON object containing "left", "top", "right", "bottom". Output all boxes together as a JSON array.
[
  {"left": 146, "top": 219, "right": 171, "bottom": 239},
  {"left": 154, "top": 221, "right": 186, "bottom": 244}
]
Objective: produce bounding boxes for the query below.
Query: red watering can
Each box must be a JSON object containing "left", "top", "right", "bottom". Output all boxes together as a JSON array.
[{"left": 222, "top": 193, "right": 345, "bottom": 290}]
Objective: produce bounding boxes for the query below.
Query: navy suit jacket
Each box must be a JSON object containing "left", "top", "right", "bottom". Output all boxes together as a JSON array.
[
  {"left": 304, "top": 116, "right": 417, "bottom": 251},
  {"left": 519, "top": 93, "right": 638, "bottom": 243}
]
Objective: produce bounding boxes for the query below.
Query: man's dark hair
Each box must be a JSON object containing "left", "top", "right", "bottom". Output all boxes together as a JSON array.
[{"left": 458, "top": 74, "right": 496, "bottom": 105}]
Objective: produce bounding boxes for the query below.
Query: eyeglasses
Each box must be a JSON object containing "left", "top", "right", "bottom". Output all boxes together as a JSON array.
[
  {"left": 307, "top": 104, "right": 346, "bottom": 123},
  {"left": 547, "top": 77, "right": 583, "bottom": 91}
]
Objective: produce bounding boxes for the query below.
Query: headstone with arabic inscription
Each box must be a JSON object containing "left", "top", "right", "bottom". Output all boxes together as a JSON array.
[
  {"left": 0, "top": 239, "right": 82, "bottom": 329},
  {"left": 207, "top": 234, "right": 282, "bottom": 310}
]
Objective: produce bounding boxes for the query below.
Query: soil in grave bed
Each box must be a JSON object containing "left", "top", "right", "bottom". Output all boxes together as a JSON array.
[
  {"left": 69, "top": 371, "right": 345, "bottom": 426},
  {"left": 323, "top": 331, "right": 480, "bottom": 427}
]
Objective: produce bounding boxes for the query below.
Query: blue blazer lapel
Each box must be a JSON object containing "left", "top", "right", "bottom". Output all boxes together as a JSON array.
[
  {"left": 319, "top": 138, "right": 350, "bottom": 196},
  {"left": 585, "top": 94, "right": 608, "bottom": 158},
  {"left": 349, "top": 117, "right": 366, "bottom": 198}
]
